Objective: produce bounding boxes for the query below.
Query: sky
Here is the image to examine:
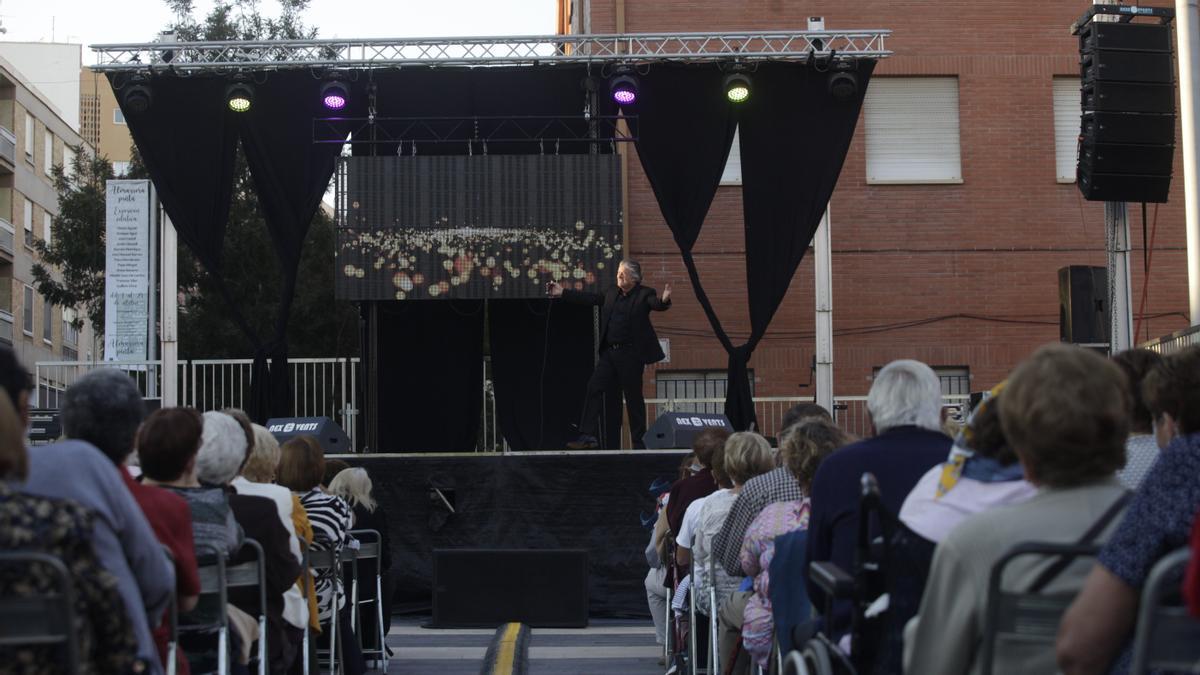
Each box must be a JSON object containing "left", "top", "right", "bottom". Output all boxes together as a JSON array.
[{"left": 0, "top": 0, "right": 559, "bottom": 62}]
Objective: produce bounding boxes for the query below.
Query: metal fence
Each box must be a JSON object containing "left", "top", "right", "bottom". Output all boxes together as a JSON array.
[
  {"left": 34, "top": 357, "right": 360, "bottom": 449},
  {"left": 1141, "top": 324, "right": 1200, "bottom": 355}
]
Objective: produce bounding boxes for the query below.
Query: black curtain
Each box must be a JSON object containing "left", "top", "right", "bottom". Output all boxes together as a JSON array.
[
  {"left": 376, "top": 300, "right": 484, "bottom": 452},
  {"left": 488, "top": 300, "right": 594, "bottom": 451},
  {"left": 633, "top": 63, "right": 874, "bottom": 430},
  {"left": 237, "top": 71, "right": 366, "bottom": 420}
]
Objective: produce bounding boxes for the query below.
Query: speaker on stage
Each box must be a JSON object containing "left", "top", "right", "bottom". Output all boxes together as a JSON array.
[
  {"left": 1059, "top": 265, "right": 1110, "bottom": 347},
  {"left": 1076, "top": 15, "right": 1176, "bottom": 203},
  {"left": 265, "top": 416, "right": 351, "bottom": 454},
  {"left": 432, "top": 549, "right": 588, "bottom": 627},
  {"left": 642, "top": 412, "right": 734, "bottom": 450}
]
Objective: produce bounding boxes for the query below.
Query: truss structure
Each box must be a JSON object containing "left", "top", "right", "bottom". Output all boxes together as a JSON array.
[
  {"left": 314, "top": 116, "right": 634, "bottom": 146},
  {"left": 91, "top": 30, "right": 890, "bottom": 72}
]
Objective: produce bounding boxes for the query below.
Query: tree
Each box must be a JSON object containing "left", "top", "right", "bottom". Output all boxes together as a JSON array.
[{"left": 32, "top": 150, "right": 115, "bottom": 335}]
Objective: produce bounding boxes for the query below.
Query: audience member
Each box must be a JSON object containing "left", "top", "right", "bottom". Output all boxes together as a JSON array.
[
  {"left": 1111, "top": 348, "right": 1165, "bottom": 489},
  {"left": 322, "top": 457, "right": 350, "bottom": 488},
  {"left": 328, "top": 467, "right": 395, "bottom": 643},
  {"left": 0, "top": 387, "right": 140, "bottom": 673},
  {"left": 11, "top": 361, "right": 174, "bottom": 674},
  {"left": 780, "top": 401, "right": 834, "bottom": 432},
  {"left": 899, "top": 385, "right": 1037, "bottom": 544},
  {"left": 905, "top": 344, "right": 1129, "bottom": 675},
  {"left": 1057, "top": 345, "right": 1200, "bottom": 674},
  {"left": 664, "top": 428, "right": 729, "bottom": 535},
  {"left": 739, "top": 419, "right": 849, "bottom": 669},
  {"left": 197, "top": 412, "right": 303, "bottom": 675},
  {"left": 805, "top": 359, "right": 950, "bottom": 634},
  {"left": 278, "top": 435, "right": 364, "bottom": 675}
]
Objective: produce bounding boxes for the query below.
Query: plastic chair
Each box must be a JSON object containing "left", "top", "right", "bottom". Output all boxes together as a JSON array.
[
  {"left": 349, "top": 529, "right": 389, "bottom": 671},
  {"left": 0, "top": 551, "right": 79, "bottom": 674},
  {"left": 227, "top": 539, "right": 268, "bottom": 675},
  {"left": 979, "top": 541, "right": 1101, "bottom": 675},
  {"left": 1130, "top": 547, "right": 1200, "bottom": 673}
]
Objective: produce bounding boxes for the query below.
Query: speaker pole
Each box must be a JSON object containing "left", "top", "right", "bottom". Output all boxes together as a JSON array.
[
  {"left": 1177, "top": 0, "right": 1200, "bottom": 325},
  {"left": 1106, "top": 201, "right": 1135, "bottom": 353},
  {"left": 813, "top": 206, "right": 834, "bottom": 413}
]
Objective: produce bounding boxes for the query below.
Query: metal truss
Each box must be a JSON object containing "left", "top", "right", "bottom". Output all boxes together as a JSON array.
[
  {"left": 314, "top": 115, "right": 635, "bottom": 146},
  {"left": 90, "top": 30, "right": 890, "bottom": 72}
]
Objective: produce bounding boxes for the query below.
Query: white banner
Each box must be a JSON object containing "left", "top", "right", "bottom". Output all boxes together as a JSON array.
[{"left": 104, "top": 180, "right": 152, "bottom": 361}]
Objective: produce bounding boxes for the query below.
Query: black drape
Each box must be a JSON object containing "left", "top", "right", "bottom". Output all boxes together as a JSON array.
[
  {"left": 488, "top": 300, "right": 594, "bottom": 451},
  {"left": 634, "top": 63, "right": 874, "bottom": 430},
  {"left": 237, "top": 71, "right": 366, "bottom": 420},
  {"left": 376, "top": 300, "right": 484, "bottom": 452}
]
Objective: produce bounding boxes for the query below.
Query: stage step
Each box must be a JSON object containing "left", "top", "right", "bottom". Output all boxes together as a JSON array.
[{"left": 384, "top": 618, "right": 663, "bottom": 674}]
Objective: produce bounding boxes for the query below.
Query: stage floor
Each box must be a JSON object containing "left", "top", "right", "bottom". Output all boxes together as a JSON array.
[{"left": 339, "top": 450, "right": 688, "bottom": 618}]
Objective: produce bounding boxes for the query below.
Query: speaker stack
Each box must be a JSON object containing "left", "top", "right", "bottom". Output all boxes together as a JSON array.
[{"left": 1075, "top": 7, "right": 1176, "bottom": 203}]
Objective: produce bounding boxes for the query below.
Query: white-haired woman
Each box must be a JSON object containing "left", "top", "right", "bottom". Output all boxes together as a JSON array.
[{"left": 328, "top": 467, "right": 395, "bottom": 641}]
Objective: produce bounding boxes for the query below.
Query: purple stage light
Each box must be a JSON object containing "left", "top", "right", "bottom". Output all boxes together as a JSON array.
[
  {"left": 321, "top": 81, "right": 349, "bottom": 111},
  {"left": 609, "top": 72, "right": 639, "bottom": 106},
  {"left": 612, "top": 87, "right": 636, "bottom": 105},
  {"left": 323, "top": 93, "right": 347, "bottom": 110}
]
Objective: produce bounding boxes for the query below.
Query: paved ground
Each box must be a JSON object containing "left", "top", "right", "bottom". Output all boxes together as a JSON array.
[{"left": 378, "top": 616, "right": 666, "bottom": 675}]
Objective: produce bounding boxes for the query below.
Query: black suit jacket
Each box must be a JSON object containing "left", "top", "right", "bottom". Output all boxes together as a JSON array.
[
  {"left": 227, "top": 492, "right": 302, "bottom": 664},
  {"left": 562, "top": 284, "right": 671, "bottom": 364}
]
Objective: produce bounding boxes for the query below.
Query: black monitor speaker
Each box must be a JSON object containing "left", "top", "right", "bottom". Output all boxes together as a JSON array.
[
  {"left": 265, "top": 416, "right": 351, "bottom": 454},
  {"left": 1059, "top": 265, "right": 1110, "bottom": 346},
  {"left": 642, "top": 412, "right": 734, "bottom": 450}
]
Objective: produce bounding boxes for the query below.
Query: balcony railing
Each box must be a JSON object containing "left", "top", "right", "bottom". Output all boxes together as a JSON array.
[
  {"left": 0, "top": 126, "right": 15, "bottom": 169},
  {"left": 0, "top": 218, "right": 13, "bottom": 255},
  {"left": 0, "top": 310, "right": 12, "bottom": 345}
]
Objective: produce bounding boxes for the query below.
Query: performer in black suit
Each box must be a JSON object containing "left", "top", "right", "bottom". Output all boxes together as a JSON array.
[{"left": 548, "top": 259, "right": 672, "bottom": 449}]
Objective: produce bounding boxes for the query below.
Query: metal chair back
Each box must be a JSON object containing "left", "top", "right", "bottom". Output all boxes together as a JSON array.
[
  {"left": 309, "top": 545, "right": 342, "bottom": 675},
  {"left": 979, "top": 541, "right": 1100, "bottom": 675},
  {"left": 349, "top": 529, "right": 389, "bottom": 670},
  {"left": 181, "top": 544, "right": 230, "bottom": 675},
  {"left": 708, "top": 548, "right": 720, "bottom": 675},
  {"left": 1130, "top": 547, "right": 1200, "bottom": 673},
  {"left": 226, "top": 539, "right": 268, "bottom": 675},
  {"left": 0, "top": 551, "right": 80, "bottom": 674}
]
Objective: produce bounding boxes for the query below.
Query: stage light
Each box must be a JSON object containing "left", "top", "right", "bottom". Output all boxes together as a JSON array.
[
  {"left": 828, "top": 61, "right": 859, "bottom": 102},
  {"left": 321, "top": 81, "right": 348, "bottom": 111},
  {"left": 723, "top": 73, "right": 751, "bottom": 104},
  {"left": 123, "top": 84, "right": 153, "bottom": 114},
  {"left": 610, "top": 72, "right": 639, "bottom": 106},
  {"left": 226, "top": 82, "right": 254, "bottom": 113}
]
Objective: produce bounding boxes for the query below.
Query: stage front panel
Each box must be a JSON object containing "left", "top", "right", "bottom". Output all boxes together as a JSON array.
[{"left": 335, "top": 155, "right": 623, "bottom": 300}]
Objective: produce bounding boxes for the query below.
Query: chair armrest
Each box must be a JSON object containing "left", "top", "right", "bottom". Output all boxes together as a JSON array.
[{"left": 809, "top": 561, "right": 855, "bottom": 599}]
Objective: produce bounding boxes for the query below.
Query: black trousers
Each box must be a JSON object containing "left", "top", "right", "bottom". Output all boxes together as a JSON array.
[{"left": 579, "top": 346, "right": 647, "bottom": 448}]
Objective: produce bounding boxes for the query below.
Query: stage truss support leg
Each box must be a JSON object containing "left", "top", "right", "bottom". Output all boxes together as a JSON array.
[
  {"left": 160, "top": 210, "right": 178, "bottom": 407},
  {"left": 1178, "top": 0, "right": 1200, "bottom": 325},
  {"left": 1107, "top": 201, "right": 1134, "bottom": 353},
  {"left": 814, "top": 207, "right": 834, "bottom": 413}
]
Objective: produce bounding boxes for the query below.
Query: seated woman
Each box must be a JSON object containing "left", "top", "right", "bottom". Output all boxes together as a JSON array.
[
  {"left": 0, "top": 388, "right": 140, "bottom": 674},
  {"left": 904, "top": 344, "right": 1130, "bottom": 675},
  {"left": 277, "top": 435, "right": 364, "bottom": 675},
  {"left": 328, "top": 467, "right": 395, "bottom": 642},
  {"left": 739, "top": 419, "right": 849, "bottom": 669},
  {"left": 196, "top": 412, "right": 303, "bottom": 675}
]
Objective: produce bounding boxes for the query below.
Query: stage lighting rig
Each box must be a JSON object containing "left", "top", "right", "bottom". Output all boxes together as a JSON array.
[
  {"left": 723, "top": 71, "right": 751, "bottom": 104},
  {"left": 226, "top": 81, "right": 255, "bottom": 113},
  {"left": 122, "top": 83, "right": 153, "bottom": 115},
  {"left": 828, "top": 59, "right": 859, "bottom": 102},
  {"left": 321, "top": 80, "right": 349, "bottom": 111},
  {"left": 609, "top": 67, "right": 639, "bottom": 106}
]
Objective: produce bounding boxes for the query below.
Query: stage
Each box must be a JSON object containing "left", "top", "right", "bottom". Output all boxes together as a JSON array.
[{"left": 340, "top": 449, "right": 687, "bottom": 618}]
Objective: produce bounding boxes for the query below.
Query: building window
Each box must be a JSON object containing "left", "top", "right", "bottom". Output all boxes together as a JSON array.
[
  {"left": 720, "top": 127, "right": 742, "bottom": 186},
  {"left": 42, "top": 297, "right": 51, "bottom": 344},
  {"left": 871, "top": 365, "right": 971, "bottom": 396},
  {"left": 63, "top": 146, "right": 75, "bottom": 180},
  {"left": 42, "top": 212, "right": 51, "bottom": 245},
  {"left": 22, "top": 285, "right": 33, "bottom": 336},
  {"left": 112, "top": 161, "right": 131, "bottom": 177},
  {"left": 23, "top": 113, "right": 32, "bottom": 161},
  {"left": 864, "top": 77, "right": 963, "bottom": 184},
  {"left": 43, "top": 131, "right": 53, "bottom": 177},
  {"left": 114, "top": 108, "right": 126, "bottom": 125},
  {"left": 23, "top": 200, "right": 32, "bottom": 246},
  {"left": 1054, "top": 77, "right": 1082, "bottom": 184}
]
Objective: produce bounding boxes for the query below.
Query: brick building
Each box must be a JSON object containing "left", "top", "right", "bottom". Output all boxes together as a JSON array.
[{"left": 558, "top": 0, "right": 1190, "bottom": 403}]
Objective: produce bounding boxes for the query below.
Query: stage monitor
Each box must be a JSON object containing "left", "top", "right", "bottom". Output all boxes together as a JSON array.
[
  {"left": 266, "top": 416, "right": 352, "bottom": 454},
  {"left": 334, "top": 154, "right": 622, "bottom": 301}
]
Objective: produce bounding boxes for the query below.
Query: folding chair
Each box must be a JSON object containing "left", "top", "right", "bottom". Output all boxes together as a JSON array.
[
  {"left": 181, "top": 544, "right": 231, "bottom": 675},
  {"left": 309, "top": 546, "right": 342, "bottom": 675},
  {"left": 708, "top": 551, "right": 720, "bottom": 675},
  {"left": 689, "top": 553, "right": 698, "bottom": 675},
  {"left": 1130, "top": 547, "right": 1200, "bottom": 673},
  {"left": 0, "top": 551, "right": 80, "bottom": 674},
  {"left": 979, "top": 541, "right": 1101, "bottom": 675},
  {"left": 349, "top": 529, "right": 389, "bottom": 671},
  {"left": 166, "top": 586, "right": 178, "bottom": 675},
  {"left": 227, "top": 539, "right": 268, "bottom": 675}
]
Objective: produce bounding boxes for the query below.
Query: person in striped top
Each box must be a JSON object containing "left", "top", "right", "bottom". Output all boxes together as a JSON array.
[{"left": 277, "top": 435, "right": 365, "bottom": 675}]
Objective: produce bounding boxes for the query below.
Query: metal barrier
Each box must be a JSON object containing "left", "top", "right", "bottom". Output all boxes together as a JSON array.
[
  {"left": 33, "top": 357, "right": 360, "bottom": 450},
  {"left": 1142, "top": 324, "right": 1200, "bottom": 355},
  {"left": 834, "top": 394, "right": 971, "bottom": 439}
]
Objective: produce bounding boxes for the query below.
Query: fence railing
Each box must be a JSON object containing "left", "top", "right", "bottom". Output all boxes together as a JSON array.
[
  {"left": 1142, "top": 324, "right": 1200, "bottom": 355},
  {"left": 34, "top": 357, "right": 360, "bottom": 450}
]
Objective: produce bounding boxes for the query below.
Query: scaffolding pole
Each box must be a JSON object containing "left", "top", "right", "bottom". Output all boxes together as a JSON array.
[{"left": 814, "top": 207, "right": 833, "bottom": 412}]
